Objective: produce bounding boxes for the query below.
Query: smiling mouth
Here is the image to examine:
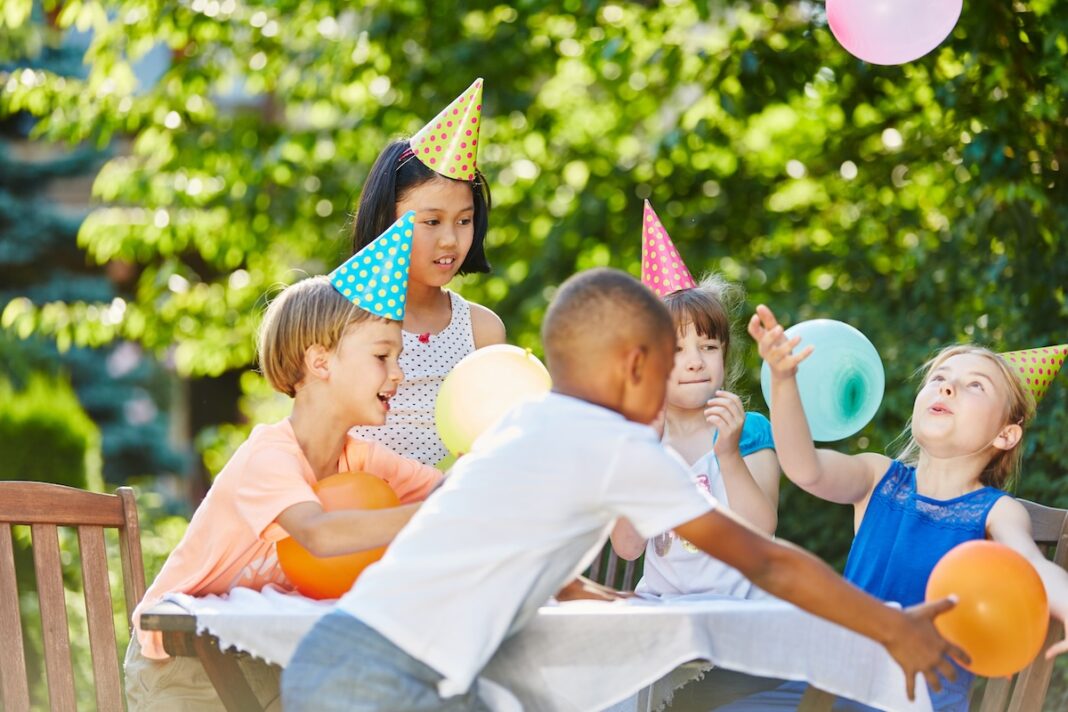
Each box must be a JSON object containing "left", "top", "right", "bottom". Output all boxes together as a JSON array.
[
  {"left": 433, "top": 257, "right": 456, "bottom": 266},
  {"left": 377, "top": 391, "right": 394, "bottom": 409}
]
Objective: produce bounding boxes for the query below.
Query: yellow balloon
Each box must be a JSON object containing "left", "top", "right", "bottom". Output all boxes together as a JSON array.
[{"left": 436, "top": 344, "right": 551, "bottom": 456}]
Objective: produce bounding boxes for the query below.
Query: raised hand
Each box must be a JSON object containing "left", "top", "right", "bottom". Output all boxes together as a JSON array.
[
  {"left": 891, "top": 597, "right": 970, "bottom": 700},
  {"left": 705, "top": 390, "right": 745, "bottom": 457},
  {"left": 747, "top": 304, "right": 813, "bottom": 379}
]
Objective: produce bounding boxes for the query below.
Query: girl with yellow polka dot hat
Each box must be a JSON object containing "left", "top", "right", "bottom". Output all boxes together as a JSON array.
[{"left": 349, "top": 79, "right": 506, "bottom": 467}]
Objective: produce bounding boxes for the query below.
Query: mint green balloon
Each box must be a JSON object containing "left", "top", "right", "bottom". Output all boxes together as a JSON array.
[{"left": 760, "top": 319, "right": 885, "bottom": 442}]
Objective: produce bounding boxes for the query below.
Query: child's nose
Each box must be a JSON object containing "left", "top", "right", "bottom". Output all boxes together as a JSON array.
[
  {"left": 438, "top": 226, "right": 459, "bottom": 247},
  {"left": 939, "top": 381, "right": 954, "bottom": 396}
]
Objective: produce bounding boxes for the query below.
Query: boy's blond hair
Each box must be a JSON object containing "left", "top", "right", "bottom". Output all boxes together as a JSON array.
[
  {"left": 258, "top": 276, "right": 374, "bottom": 397},
  {"left": 896, "top": 344, "right": 1035, "bottom": 488}
]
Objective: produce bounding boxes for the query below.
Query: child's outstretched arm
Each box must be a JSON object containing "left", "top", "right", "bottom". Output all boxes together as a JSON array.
[
  {"left": 748, "top": 304, "right": 886, "bottom": 505},
  {"left": 988, "top": 498, "right": 1068, "bottom": 658},
  {"left": 276, "top": 502, "right": 422, "bottom": 558},
  {"left": 676, "top": 506, "right": 965, "bottom": 699}
]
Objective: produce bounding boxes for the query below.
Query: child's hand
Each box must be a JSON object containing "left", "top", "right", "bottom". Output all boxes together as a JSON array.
[
  {"left": 747, "top": 304, "right": 813, "bottom": 379},
  {"left": 554, "top": 576, "right": 632, "bottom": 602},
  {"left": 1046, "top": 631, "right": 1068, "bottom": 659},
  {"left": 705, "top": 390, "right": 744, "bottom": 458},
  {"left": 889, "top": 598, "right": 970, "bottom": 700}
]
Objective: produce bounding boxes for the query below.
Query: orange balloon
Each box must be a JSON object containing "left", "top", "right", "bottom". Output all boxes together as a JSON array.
[
  {"left": 277, "top": 471, "right": 400, "bottom": 600},
  {"left": 925, "top": 540, "right": 1049, "bottom": 677}
]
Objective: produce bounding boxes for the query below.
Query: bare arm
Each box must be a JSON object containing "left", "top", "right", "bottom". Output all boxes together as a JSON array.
[
  {"left": 748, "top": 305, "right": 885, "bottom": 505},
  {"left": 676, "top": 507, "right": 963, "bottom": 699},
  {"left": 988, "top": 497, "right": 1068, "bottom": 658},
  {"left": 610, "top": 518, "right": 647, "bottom": 560},
  {"left": 470, "top": 302, "right": 506, "bottom": 348},
  {"left": 276, "top": 501, "right": 421, "bottom": 558},
  {"left": 706, "top": 391, "right": 777, "bottom": 533}
]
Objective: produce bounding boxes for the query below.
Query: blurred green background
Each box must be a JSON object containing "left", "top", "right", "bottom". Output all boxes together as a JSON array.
[{"left": 2, "top": 0, "right": 1067, "bottom": 708}]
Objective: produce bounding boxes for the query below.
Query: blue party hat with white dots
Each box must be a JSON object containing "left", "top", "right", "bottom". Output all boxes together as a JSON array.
[{"left": 329, "top": 211, "right": 414, "bottom": 320}]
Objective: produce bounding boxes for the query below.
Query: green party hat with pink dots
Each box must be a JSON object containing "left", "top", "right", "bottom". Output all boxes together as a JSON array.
[
  {"left": 410, "top": 78, "right": 483, "bottom": 181},
  {"left": 329, "top": 211, "right": 414, "bottom": 321},
  {"left": 1000, "top": 344, "right": 1068, "bottom": 404},
  {"left": 641, "top": 200, "right": 697, "bottom": 297}
]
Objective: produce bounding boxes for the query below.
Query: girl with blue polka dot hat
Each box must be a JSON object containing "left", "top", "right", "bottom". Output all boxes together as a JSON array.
[{"left": 350, "top": 79, "right": 506, "bottom": 467}]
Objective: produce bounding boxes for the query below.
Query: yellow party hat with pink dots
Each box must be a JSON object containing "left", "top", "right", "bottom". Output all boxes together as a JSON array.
[
  {"left": 329, "top": 211, "right": 414, "bottom": 321},
  {"left": 640, "top": 200, "right": 697, "bottom": 297},
  {"left": 410, "top": 78, "right": 483, "bottom": 181},
  {"left": 1000, "top": 344, "right": 1068, "bottom": 404}
]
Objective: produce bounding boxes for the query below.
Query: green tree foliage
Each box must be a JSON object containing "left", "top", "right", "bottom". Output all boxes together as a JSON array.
[
  {"left": 0, "top": 5, "right": 184, "bottom": 483},
  {"left": 0, "top": 374, "right": 102, "bottom": 489},
  {"left": 2, "top": 0, "right": 1067, "bottom": 701}
]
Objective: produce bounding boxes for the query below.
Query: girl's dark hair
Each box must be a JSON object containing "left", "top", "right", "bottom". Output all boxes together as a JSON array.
[{"left": 350, "top": 139, "right": 492, "bottom": 274}]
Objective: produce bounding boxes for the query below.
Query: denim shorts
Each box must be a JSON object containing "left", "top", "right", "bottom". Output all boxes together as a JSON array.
[{"left": 281, "top": 610, "right": 490, "bottom": 712}]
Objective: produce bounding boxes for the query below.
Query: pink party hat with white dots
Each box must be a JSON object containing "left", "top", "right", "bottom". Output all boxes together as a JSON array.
[
  {"left": 329, "top": 211, "right": 414, "bottom": 321},
  {"left": 640, "top": 200, "right": 697, "bottom": 297},
  {"left": 1000, "top": 345, "right": 1068, "bottom": 404},
  {"left": 410, "top": 78, "right": 483, "bottom": 181}
]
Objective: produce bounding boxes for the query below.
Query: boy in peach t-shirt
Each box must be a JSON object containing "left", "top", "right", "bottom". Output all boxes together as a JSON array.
[{"left": 126, "top": 214, "right": 441, "bottom": 711}]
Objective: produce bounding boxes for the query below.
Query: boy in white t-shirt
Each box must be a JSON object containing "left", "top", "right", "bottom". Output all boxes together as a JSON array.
[{"left": 281, "top": 268, "right": 963, "bottom": 712}]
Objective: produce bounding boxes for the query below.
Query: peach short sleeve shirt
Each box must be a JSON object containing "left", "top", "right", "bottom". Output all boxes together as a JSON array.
[{"left": 133, "top": 418, "right": 441, "bottom": 658}]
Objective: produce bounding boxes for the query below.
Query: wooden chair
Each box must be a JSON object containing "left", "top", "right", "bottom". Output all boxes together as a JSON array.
[
  {"left": 0, "top": 481, "right": 146, "bottom": 712},
  {"left": 585, "top": 540, "right": 643, "bottom": 591}
]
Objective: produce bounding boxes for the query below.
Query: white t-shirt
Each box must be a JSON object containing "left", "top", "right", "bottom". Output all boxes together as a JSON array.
[
  {"left": 636, "top": 450, "right": 765, "bottom": 599},
  {"left": 335, "top": 392, "right": 716, "bottom": 697}
]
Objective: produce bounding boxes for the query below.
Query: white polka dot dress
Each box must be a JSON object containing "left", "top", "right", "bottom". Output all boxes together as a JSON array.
[{"left": 350, "top": 290, "right": 476, "bottom": 465}]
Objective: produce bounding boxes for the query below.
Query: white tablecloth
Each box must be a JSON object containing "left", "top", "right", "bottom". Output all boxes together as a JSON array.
[{"left": 164, "top": 588, "right": 931, "bottom": 712}]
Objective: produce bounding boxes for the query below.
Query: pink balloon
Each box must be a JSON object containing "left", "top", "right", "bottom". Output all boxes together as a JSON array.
[{"left": 826, "top": 0, "right": 962, "bottom": 65}]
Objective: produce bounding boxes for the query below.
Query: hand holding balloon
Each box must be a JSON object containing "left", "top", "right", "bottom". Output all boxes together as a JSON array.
[{"left": 925, "top": 540, "right": 1049, "bottom": 677}]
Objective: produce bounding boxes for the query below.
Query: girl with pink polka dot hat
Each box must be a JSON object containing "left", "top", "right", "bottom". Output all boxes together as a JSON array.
[{"left": 350, "top": 79, "right": 506, "bottom": 467}]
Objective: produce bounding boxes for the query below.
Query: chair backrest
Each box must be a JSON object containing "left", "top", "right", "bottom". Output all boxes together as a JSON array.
[
  {"left": 0, "top": 481, "right": 146, "bottom": 712},
  {"left": 976, "top": 498, "right": 1068, "bottom": 712},
  {"left": 585, "top": 541, "right": 644, "bottom": 592}
]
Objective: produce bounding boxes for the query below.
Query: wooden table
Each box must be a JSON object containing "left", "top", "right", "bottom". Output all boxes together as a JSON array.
[{"left": 140, "top": 601, "right": 273, "bottom": 712}]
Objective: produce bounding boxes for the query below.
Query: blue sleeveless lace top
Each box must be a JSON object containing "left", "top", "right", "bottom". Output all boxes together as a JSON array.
[{"left": 844, "top": 460, "right": 1007, "bottom": 712}]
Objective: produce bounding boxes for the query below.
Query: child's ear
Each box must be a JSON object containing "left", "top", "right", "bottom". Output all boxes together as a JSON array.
[
  {"left": 992, "top": 422, "right": 1023, "bottom": 452},
  {"left": 303, "top": 344, "right": 332, "bottom": 381},
  {"left": 624, "top": 345, "right": 647, "bottom": 385}
]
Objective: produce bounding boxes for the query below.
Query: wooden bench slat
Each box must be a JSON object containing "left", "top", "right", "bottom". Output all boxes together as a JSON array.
[
  {"left": 0, "top": 482, "right": 125, "bottom": 526},
  {"left": 79, "top": 525, "right": 124, "bottom": 712},
  {"left": 118, "top": 487, "right": 146, "bottom": 622},
  {"left": 31, "top": 523, "right": 77, "bottom": 712},
  {"left": 0, "top": 525, "right": 31, "bottom": 712}
]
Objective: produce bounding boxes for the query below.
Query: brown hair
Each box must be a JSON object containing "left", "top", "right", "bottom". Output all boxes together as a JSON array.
[
  {"left": 662, "top": 274, "right": 744, "bottom": 391},
  {"left": 258, "top": 276, "right": 375, "bottom": 397},
  {"left": 896, "top": 344, "right": 1035, "bottom": 488}
]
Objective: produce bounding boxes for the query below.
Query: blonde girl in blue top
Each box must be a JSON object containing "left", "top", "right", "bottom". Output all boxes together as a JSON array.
[{"left": 721, "top": 305, "right": 1068, "bottom": 712}]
